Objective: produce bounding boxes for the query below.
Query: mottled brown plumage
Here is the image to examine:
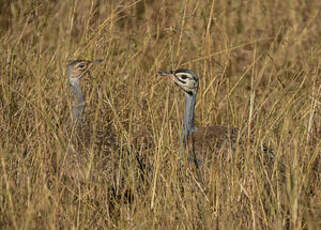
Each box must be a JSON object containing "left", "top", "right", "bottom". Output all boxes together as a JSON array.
[{"left": 186, "top": 125, "right": 239, "bottom": 155}]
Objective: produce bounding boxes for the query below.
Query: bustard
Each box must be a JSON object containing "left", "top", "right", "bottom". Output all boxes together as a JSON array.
[
  {"left": 67, "top": 59, "right": 103, "bottom": 127},
  {"left": 64, "top": 59, "right": 103, "bottom": 181},
  {"left": 158, "top": 69, "right": 272, "bottom": 165}
]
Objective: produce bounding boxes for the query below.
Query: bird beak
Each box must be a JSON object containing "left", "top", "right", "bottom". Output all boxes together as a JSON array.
[
  {"left": 157, "top": 70, "right": 176, "bottom": 81},
  {"left": 157, "top": 70, "right": 179, "bottom": 85},
  {"left": 157, "top": 70, "right": 173, "bottom": 76},
  {"left": 88, "top": 59, "right": 103, "bottom": 69},
  {"left": 86, "top": 59, "right": 103, "bottom": 76},
  {"left": 92, "top": 59, "right": 103, "bottom": 64}
]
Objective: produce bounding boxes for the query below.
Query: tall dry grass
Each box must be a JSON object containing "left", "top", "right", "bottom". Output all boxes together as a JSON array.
[{"left": 0, "top": 0, "right": 320, "bottom": 229}]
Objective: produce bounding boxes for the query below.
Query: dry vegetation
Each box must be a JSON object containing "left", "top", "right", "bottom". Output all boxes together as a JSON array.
[{"left": 0, "top": 0, "right": 321, "bottom": 229}]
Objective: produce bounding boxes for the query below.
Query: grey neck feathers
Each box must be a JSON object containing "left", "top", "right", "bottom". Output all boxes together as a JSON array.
[
  {"left": 71, "top": 80, "right": 84, "bottom": 126},
  {"left": 182, "top": 92, "right": 197, "bottom": 143}
]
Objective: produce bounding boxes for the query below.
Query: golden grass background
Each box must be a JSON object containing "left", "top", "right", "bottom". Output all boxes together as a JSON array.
[{"left": 0, "top": 0, "right": 320, "bottom": 229}]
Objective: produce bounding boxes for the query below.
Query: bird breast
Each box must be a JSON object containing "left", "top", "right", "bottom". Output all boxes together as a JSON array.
[{"left": 186, "top": 125, "right": 239, "bottom": 155}]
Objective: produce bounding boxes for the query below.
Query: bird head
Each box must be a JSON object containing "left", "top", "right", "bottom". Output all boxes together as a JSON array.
[
  {"left": 158, "top": 69, "right": 199, "bottom": 96},
  {"left": 66, "top": 59, "right": 103, "bottom": 86}
]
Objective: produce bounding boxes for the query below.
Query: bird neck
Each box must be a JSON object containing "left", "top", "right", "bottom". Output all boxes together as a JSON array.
[
  {"left": 71, "top": 81, "right": 84, "bottom": 126},
  {"left": 182, "top": 93, "right": 196, "bottom": 141}
]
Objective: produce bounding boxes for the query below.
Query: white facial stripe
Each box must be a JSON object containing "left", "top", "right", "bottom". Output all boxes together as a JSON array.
[
  {"left": 175, "top": 72, "right": 193, "bottom": 80},
  {"left": 173, "top": 73, "right": 198, "bottom": 91},
  {"left": 76, "top": 62, "right": 89, "bottom": 69},
  {"left": 70, "top": 61, "right": 93, "bottom": 78}
]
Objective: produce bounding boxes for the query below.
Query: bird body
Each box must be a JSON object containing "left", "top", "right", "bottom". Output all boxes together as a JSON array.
[{"left": 185, "top": 125, "right": 239, "bottom": 155}]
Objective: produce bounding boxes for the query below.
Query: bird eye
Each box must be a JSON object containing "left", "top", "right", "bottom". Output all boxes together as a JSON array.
[
  {"left": 180, "top": 75, "right": 188, "bottom": 80},
  {"left": 78, "top": 64, "right": 85, "bottom": 68}
]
